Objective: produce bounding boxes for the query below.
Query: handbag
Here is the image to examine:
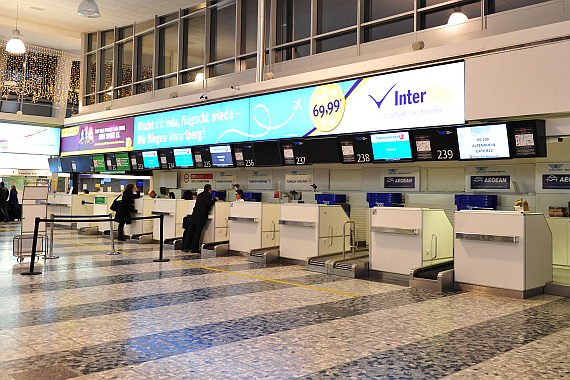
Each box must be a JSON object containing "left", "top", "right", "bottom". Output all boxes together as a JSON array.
[
  {"left": 110, "top": 194, "right": 122, "bottom": 212},
  {"left": 183, "top": 215, "right": 191, "bottom": 230}
]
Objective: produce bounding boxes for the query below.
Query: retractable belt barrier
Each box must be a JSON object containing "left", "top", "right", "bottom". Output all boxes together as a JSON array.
[{"left": 21, "top": 213, "right": 167, "bottom": 276}]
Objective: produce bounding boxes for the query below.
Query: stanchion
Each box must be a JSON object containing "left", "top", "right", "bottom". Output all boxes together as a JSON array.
[
  {"left": 107, "top": 213, "right": 121, "bottom": 255},
  {"left": 21, "top": 217, "right": 42, "bottom": 276},
  {"left": 154, "top": 214, "right": 169, "bottom": 262},
  {"left": 45, "top": 214, "right": 59, "bottom": 259}
]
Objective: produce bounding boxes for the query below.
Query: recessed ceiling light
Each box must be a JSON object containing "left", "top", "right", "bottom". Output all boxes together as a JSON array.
[{"left": 30, "top": 7, "right": 45, "bottom": 11}]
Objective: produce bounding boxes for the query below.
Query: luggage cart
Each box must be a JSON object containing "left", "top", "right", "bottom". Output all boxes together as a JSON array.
[
  {"left": 13, "top": 234, "right": 48, "bottom": 263},
  {"left": 13, "top": 186, "right": 49, "bottom": 263}
]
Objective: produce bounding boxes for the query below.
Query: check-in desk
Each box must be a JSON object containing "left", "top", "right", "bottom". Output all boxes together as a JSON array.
[
  {"left": 369, "top": 207, "right": 454, "bottom": 276},
  {"left": 545, "top": 217, "right": 570, "bottom": 267},
  {"left": 152, "top": 199, "right": 178, "bottom": 241},
  {"left": 187, "top": 201, "right": 230, "bottom": 244},
  {"left": 93, "top": 194, "right": 120, "bottom": 232},
  {"left": 47, "top": 194, "right": 72, "bottom": 226},
  {"left": 454, "top": 210, "right": 552, "bottom": 298},
  {"left": 279, "top": 203, "right": 350, "bottom": 262},
  {"left": 229, "top": 202, "right": 280, "bottom": 253},
  {"left": 72, "top": 194, "right": 97, "bottom": 229},
  {"left": 125, "top": 198, "right": 154, "bottom": 237}
]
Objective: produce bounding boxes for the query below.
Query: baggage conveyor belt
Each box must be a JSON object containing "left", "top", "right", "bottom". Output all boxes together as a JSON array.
[
  {"left": 306, "top": 249, "right": 369, "bottom": 278},
  {"left": 409, "top": 260, "right": 454, "bottom": 292}
]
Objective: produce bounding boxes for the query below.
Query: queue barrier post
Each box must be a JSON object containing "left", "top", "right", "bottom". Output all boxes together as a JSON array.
[
  {"left": 45, "top": 214, "right": 59, "bottom": 259},
  {"left": 153, "top": 214, "right": 169, "bottom": 262},
  {"left": 107, "top": 213, "right": 120, "bottom": 255},
  {"left": 21, "top": 217, "right": 43, "bottom": 275}
]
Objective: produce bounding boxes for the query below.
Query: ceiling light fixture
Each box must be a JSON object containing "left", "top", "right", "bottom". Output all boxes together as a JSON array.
[
  {"left": 6, "top": 5, "right": 26, "bottom": 54},
  {"left": 194, "top": 72, "right": 204, "bottom": 82},
  {"left": 448, "top": 7, "right": 468, "bottom": 25},
  {"left": 77, "top": 0, "right": 101, "bottom": 18}
]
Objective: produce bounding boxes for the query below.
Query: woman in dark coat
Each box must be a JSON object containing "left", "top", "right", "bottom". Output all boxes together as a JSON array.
[
  {"left": 116, "top": 183, "right": 140, "bottom": 241},
  {"left": 8, "top": 186, "right": 20, "bottom": 221}
]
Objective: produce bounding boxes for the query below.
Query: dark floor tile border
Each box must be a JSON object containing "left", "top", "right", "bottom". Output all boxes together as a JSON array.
[
  {"left": 296, "top": 297, "right": 570, "bottom": 380},
  {"left": 0, "top": 287, "right": 450, "bottom": 376}
]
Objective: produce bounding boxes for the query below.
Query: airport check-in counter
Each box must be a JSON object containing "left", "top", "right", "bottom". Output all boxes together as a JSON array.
[
  {"left": 125, "top": 198, "right": 154, "bottom": 237},
  {"left": 47, "top": 194, "right": 72, "bottom": 226},
  {"left": 152, "top": 199, "right": 179, "bottom": 241},
  {"left": 228, "top": 202, "right": 280, "bottom": 253},
  {"left": 279, "top": 203, "right": 350, "bottom": 262},
  {"left": 187, "top": 200, "right": 231, "bottom": 244},
  {"left": 369, "top": 207, "right": 454, "bottom": 275},
  {"left": 93, "top": 194, "right": 121, "bottom": 232},
  {"left": 454, "top": 210, "right": 552, "bottom": 297},
  {"left": 72, "top": 194, "right": 97, "bottom": 229}
]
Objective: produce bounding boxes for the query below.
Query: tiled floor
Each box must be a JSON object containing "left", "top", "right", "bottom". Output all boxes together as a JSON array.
[{"left": 1, "top": 223, "right": 570, "bottom": 379}]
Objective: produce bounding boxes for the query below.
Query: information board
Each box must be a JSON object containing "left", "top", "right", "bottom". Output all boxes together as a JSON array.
[
  {"left": 338, "top": 134, "right": 373, "bottom": 164},
  {"left": 370, "top": 132, "right": 413, "bottom": 162},
  {"left": 210, "top": 145, "right": 234, "bottom": 168},
  {"left": 129, "top": 151, "right": 145, "bottom": 170},
  {"left": 104, "top": 153, "right": 117, "bottom": 171},
  {"left": 173, "top": 148, "right": 194, "bottom": 168},
  {"left": 281, "top": 139, "right": 308, "bottom": 166},
  {"left": 457, "top": 124, "right": 510, "bottom": 160},
  {"left": 61, "top": 118, "right": 134, "bottom": 156},
  {"left": 92, "top": 155, "right": 106, "bottom": 172},
  {"left": 508, "top": 120, "right": 546, "bottom": 158},
  {"left": 192, "top": 146, "right": 213, "bottom": 169},
  {"left": 158, "top": 149, "right": 176, "bottom": 170},
  {"left": 115, "top": 153, "right": 131, "bottom": 171},
  {"left": 411, "top": 126, "right": 459, "bottom": 161},
  {"left": 232, "top": 143, "right": 255, "bottom": 167},
  {"left": 142, "top": 151, "right": 160, "bottom": 169}
]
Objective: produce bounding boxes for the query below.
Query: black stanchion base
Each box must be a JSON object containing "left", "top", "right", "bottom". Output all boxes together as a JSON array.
[
  {"left": 21, "top": 272, "right": 42, "bottom": 276},
  {"left": 153, "top": 258, "right": 170, "bottom": 262}
]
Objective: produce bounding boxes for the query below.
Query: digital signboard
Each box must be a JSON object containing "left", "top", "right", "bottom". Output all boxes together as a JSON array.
[
  {"left": 370, "top": 132, "right": 413, "bottom": 162},
  {"left": 457, "top": 124, "right": 511, "bottom": 160},
  {"left": 411, "top": 126, "right": 459, "bottom": 161},
  {"left": 0, "top": 123, "right": 60, "bottom": 156},
  {"left": 173, "top": 148, "right": 194, "bottom": 168},
  {"left": 142, "top": 151, "right": 160, "bottom": 169},
  {"left": 60, "top": 118, "right": 134, "bottom": 156}
]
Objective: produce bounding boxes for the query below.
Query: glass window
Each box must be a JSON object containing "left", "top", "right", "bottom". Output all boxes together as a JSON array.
[
  {"left": 116, "top": 87, "right": 132, "bottom": 99},
  {"left": 210, "top": 1, "right": 236, "bottom": 62},
  {"left": 136, "top": 80, "right": 153, "bottom": 94},
  {"left": 156, "top": 75, "right": 177, "bottom": 89},
  {"left": 136, "top": 32, "right": 154, "bottom": 82},
  {"left": 239, "top": 56, "right": 256, "bottom": 71},
  {"left": 118, "top": 26, "right": 133, "bottom": 40},
  {"left": 135, "top": 19, "right": 155, "bottom": 34},
  {"left": 182, "top": 10, "right": 205, "bottom": 69},
  {"left": 364, "top": 17, "right": 414, "bottom": 42},
  {"left": 276, "top": 0, "right": 311, "bottom": 45},
  {"left": 209, "top": 61, "right": 235, "bottom": 77},
  {"left": 488, "top": 0, "right": 551, "bottom": 14},
  {"left": 117, "top": 40, "right": 133, "bottom": 87},
  {"left": 275, "top": 42, "right": 310, "bottom": 62},
  {"left": 99, "top": 47, "right": 113, "bottom": 91},
  {"left": 98, "top": 91, "right": 112, "bottom": 103},
  {"left": 100, "top": 30, "right": 114, "bottom": 47},
  {"left": 317, "top": 0, "right": 357, "bottom": 34},
  {"left": 182, "top": 68, "right": 204, "bottom": 84},
  {"left": 85, "top": 54, "right": 96, "bottom": 94},
  {"left": 87, "top": 33, "right": 97, "bottom": 52},
  {"left": 317, "top": 31, "right": 357, "bottom": 53},
  {"left": 420, "top": 2, "right": 480, "bottom": 29},
  {"left": 84, "top": 95, "right": 95, "bottom": 106},
  {"left": 363, "top": 0, "right": 414, "bottom": 21},
  {"left": 158, "top": 23, "right": 179, "bottom": 76},
  {"left": 160, "top": 12, "right": 178, "bottom": 24},
  {"left": 241, "top": 0, "right": 258, "bottom": 54}
]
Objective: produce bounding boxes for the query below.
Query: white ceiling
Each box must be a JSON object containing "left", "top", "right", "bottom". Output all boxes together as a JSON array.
[{"left": 0, "top": 0, "right": 205, "bottom": 53}]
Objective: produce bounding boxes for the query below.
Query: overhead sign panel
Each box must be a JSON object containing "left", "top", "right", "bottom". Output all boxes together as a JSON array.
[
  {"left": 60, "top": 118, "right": 134, "bottom": 156},
  {"left": 0, "top": 123, "right": 60, "bottom": 155}
]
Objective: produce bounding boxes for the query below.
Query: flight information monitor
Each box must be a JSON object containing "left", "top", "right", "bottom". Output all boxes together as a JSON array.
[
  {"left": 48, "top": 158, "right": 62, "bottom": 173},
  {"left": 92, "top": 155, "right": 106, "bottom": 172},
  {"left": 104, "top": 153, "right": 118, "bottom": 171},
  {"left": 338, "top": 134, "right": 373, "bottom": 164},
  {"left": 142, "top": 151, "right": 160, "bottom": 169},
  {"left": 232, "top": 143, "right": 256, "bottom": 167},
  {"left": 70, "top": 156, "right": 93, "bottom": 172},
  {"left": 281, "top": 139, "right": 308, "bottom": 165},
  {"left": 115, "top": 153, "right": 131, "bottom": 171},
  {"left": 60, "top": 156, "right": 73, "bottom": 172},
  {"left": 370, "top": 131, "right": 413, "bottom": 162},
  {"left": 411, "top": 127, "right": 459, "bottom": 161},
  {"left": 457, "top": 124, "right": 511, "bottom": 160},
  {"left": 129, "top": 151, "right": 145, "bottom": 170},
  {"left": 306, "top": 137, "right": 340, "bottom": 164},
  {"left": 210, "top": 145, "right": 234, "bottom": 167},
  {"left": 253, "top": 141, "right": 282, "bottom": 167},
  {"left": 173, "top": 148, "right": 194, "bottom": 168},
  {"left": 507, "top": 120, "right": 547, "bottom": 158},
  {"left": 158, "top": 149, "right": 176, "bottom": 169},
  {"left": 192, "top": 146, "right": 212, "bottom": 168}
]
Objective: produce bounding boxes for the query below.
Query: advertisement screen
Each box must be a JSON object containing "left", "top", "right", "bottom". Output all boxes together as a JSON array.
[
  {"left": 142, "top": 151, "right": 159, "bottom": 169},
  {"left": 457, "top": 124, "right": 510, "bottom": 160},
  {"left": 92, "top": 155, "right": 106, "bottom": 172},
  {"left": 210, "top": 145, "right": 234, "bottom": 167},
  {"left": 370, "top": 132, "right": 413, "bottom": 161},
  {"left": 173, "top": 148, "right": 194, "bottom": 168},
  {"left": 60, "top": 118, "right": 134, "bottom": 156},
  {"left": 0, "top": 123, "right": 60, "bottom": 155},
  {"left": 132, "top": 62, "right": 465, "bottom": 150}
]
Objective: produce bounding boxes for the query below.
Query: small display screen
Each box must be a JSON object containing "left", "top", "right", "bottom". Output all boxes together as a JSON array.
[
  {"left": 338, "top": 134, "right": 373, "bottom": 164},
  {"left": 48, "top": 157, "right": 62, "bottom": 173},
  {"left": 60, "top": 156, "right": 73, "bottom": 172},
  {"left": 457, "top": 124, "right": 510, "bottom": 160},
  {"left": 142, "top": 151, "right": 160, "bottom": 169},
  {"left": 92, "top": 155, "right": 106, "bottom": 172},
  {"left": 210, "top": 145, "right": 234, "bottom": 167},
  {"left": 158, "top": 149, "right": 176, "bottom": 170},
  {"left": 281, "top": 139, "right": 308, "bottom": 166},
  {"left": 507, "top": 120, "right": 546, "bottom": 158},
  {"left": 411, "top": 127, "right": 459, "bottom": 161},
  {"left": 104, "top": 153, "right": 117, "bottom": 171},
  {"left": 129, "top": 151, "right": 145, "bottom": 170},
  {"left": 173, "top": 148, "right": 194, "bottom": 168},
  {"left": 370, "top": 132, "right": 413, "bottom": 162},
  {"left": 306, "top": 137, "right": 340, "bottom": 164},
  {"left": 71, "top": 156, "right": 93, "bottom": 172},
  {"left": 115, "top": 153, "right": 131, "bottom": 171},
  {"left": 232, "top": 143, "right": 255, "bottom": 167},
  {"left": 192, "top": 146, "right": 212, "bottom": 169},
  {"left": 253, "top": 141, "right": 282, "bottom": 167}
]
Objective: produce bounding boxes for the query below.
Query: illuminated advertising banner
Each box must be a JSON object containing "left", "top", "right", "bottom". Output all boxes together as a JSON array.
[
  {"left": 60, "top": 118, "right": 134, "bottom": 156},
  {"left": 132, "top": 62, "right": 464, "bottom": 150},
  {"left": 0, "top": 123, "right": 60, "bottom": 155}
]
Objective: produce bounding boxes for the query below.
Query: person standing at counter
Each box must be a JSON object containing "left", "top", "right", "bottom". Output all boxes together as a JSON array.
[
  {"left": 182, "top": 184, "right": 219, "bottom": 253},
  {"left": 235, "top": 189, "right": 245, "bottom": 202},
  {"left": 116, "top": 183, "right": 140, "bottom": 241}
]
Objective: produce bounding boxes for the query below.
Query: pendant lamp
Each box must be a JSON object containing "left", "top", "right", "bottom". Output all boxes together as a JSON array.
[
  {"left": 448, "top": 7, "right": 468, "bottom": 25},
  {"left": 77, "top": 0, "right": 101, "bottom": 18},
  {"left": 6, "top": 6, "right": 26, "bottom": 54}
]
